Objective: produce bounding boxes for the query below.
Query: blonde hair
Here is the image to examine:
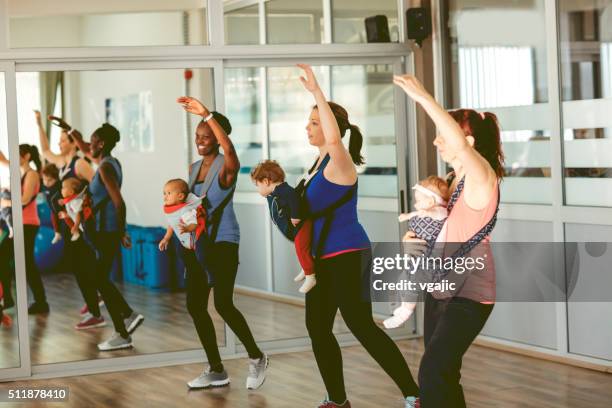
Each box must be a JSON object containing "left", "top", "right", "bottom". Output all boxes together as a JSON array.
[{"left": 419, "top": 176, "right": 450, "bottom": 202}]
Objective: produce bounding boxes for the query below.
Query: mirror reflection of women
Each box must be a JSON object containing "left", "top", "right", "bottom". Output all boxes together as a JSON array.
[
  {"left": 0, "top": 145, "right": 49, "bottom": 314},
  {"left": 296, "top": 64, "right": 419, "bottom": 408},
  {"left": 64, "top": 123, "right": 145, "bottom": 351},
  {"left": 37, "top": 112, "right": 104, "bottom": 329}
]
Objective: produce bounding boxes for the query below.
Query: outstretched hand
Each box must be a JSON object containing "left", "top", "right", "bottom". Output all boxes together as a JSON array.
[
  {"left": 177, "top": 97, "right": 210, "bottom": 117},
  {"left": 297, "top": 64, "right": 320, "bottom": 93},
  {"left": 393, "top": 74, "right": 430, "bottom": 103},
  {"left": 48, "top": 115, "right": 71, "bottom": 130}
]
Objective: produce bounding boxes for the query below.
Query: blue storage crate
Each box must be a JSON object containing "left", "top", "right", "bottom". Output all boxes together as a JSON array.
[
  {"left": 119, "top": 225, "right": 141, "bottom": 283},
  {"left": 123, "top": 226, "right": 171, "bottom": 289}
]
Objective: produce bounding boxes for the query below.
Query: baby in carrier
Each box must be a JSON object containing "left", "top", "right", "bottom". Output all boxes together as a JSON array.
[
  {"left": 384, "top": 175, "right": 450, "bottom": 329},
  {"left": 251, "top": 160, "right": 316, "bottom": 294},
  {"left": 0, "top": 189, "right": 14, "bottom": 239},
  {"left": 60, "top": 177, "right": 96, "bottom": 249},
  {"left": 41, "top": 164, "right": 64, "bottom": 245},
  {"left": 158, "top": 179, "right": 212, "bottom": 284}
]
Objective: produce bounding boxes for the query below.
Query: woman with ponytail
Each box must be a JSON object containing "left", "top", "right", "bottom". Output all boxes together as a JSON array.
[
  {"left": 395, "top": 75, "right": 503, "bottom": 408},
  {"left": 0, "top": 144, "right": 50, "bottom": 314},
  {"left": 296, "top": 64, "right": 419, "bottom": 408}
]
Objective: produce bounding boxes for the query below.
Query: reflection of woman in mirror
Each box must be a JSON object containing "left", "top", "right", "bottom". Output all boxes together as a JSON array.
[
  {"left": 174, "top": 96, "right": 268, "bottom": 391},
  {"left": 0, "top": 145, "right": 50, "bottom": 315},
  {"left": 295, "top": 64, "right": 419, "bottom": 408},
  {"left": 81, "top": 123, "right": 144, "bottom": 351},
  {"left": 36, "top": 111, "right": 104, "bottom": 329}
]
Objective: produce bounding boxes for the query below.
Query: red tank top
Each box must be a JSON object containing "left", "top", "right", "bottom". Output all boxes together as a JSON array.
[{"left": 21, "top": 171, "right": 40, "bottom": 226}]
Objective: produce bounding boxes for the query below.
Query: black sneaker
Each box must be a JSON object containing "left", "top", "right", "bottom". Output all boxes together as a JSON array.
[{"left": 28, "top": 302, "right": 50, "bottom": 315}]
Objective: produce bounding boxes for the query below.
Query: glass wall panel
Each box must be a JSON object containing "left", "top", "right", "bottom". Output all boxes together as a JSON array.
[
  {"left": 15, "top": 68, "right": 225, "bottom": 365},
  {"left": 266, "top": 0, "right": 324, "bottom": 44},
  {"left": 332, "top": 0, "right": 399, "bottom": 43},
  {"left": 331, "top": 64, "right": 397, "bottom": 197},
  {"left": 560, "top": 0, "right": 612, "bottom": 207},
  {"left": 444, "top": 0, "right": 552, "bottom": 204},
  {"left": 9, "top": 0, "right": 208, "bottom": 48},
  {"left": 225, "top": 68, "right": 263, "bottom": 192},
  {"left": 0, "top": 72, "right": 21, "bottom": 370},
  {"left": 224, "top": 2, "right": 260, "bottom": 45}
]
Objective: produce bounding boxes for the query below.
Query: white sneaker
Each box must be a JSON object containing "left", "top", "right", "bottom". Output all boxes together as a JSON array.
[
  {"left": 246, "top": 354, "right": 269, "bottom": 390},
  {"left": 294, "top": 270, "right": 305, "bottom": 282},
  {"left": 188, "top": 366, "right": 230, "bottom": 389},
  {"left": 298, "top": 275, "right": 317, "bottom": 294},
  {"left": 51, "top": 232, "right": 62, "bottom": 244},
  {"left": 383, "top": 303, "right": 416, "bottom": 329},
  {"left": 97, "top": 332, "right": 132, "bottom": 351}
]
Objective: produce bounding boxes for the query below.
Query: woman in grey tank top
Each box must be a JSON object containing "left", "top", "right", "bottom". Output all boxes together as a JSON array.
[{"left": 174, "top": 96, "right": 268, "bottom": 391}]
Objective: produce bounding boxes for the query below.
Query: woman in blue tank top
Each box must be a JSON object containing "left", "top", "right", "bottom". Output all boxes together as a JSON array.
[
  {"left": 37, "top": 111, "right": 104, "bottom": 329},
  {"left": 174, "top": 96, "right": 267, "bottom": 391},
  {"left": 66, "top": 123, "right": 144, "bottom": 351},
  {"left": 296, "top": 64, "right": 419, "bottom": 408}
]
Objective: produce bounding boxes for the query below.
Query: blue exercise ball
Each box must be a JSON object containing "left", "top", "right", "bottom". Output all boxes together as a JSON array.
[{"left": 34, "top": 226, "right": 64, "bottom": 273}]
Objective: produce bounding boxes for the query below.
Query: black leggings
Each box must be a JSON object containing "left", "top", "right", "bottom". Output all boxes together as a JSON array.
[
  {"left": 305, "top": 250, "right": 419, "bottom": 403},
  {"left": 66, "top": 237, "right": 101, "bottom": 317},
  {"left": 183, "top": 241, "right": 262, "bottom": 370},
  {"left": 0, "top": 225, "right": 48, "bottom": 306},
  {"left": 92, "top": 231, "right": 133, "bottom": 337},
  {"left": 419, "top": 294, "right": 493, "bottom": 408},
  {"left": 0, "top": 232, "right": 14, "bottom": 306}
]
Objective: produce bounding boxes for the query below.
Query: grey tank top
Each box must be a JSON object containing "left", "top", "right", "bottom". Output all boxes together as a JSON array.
[
  {"left": 90, "top": 156, "right": 122, "bottom": 232},
  {"left": 189, "top": 154, "right": 239, "bottom": 244}
]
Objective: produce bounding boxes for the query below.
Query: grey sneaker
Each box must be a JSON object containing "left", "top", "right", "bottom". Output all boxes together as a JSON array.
[
  {"left": 246, "top": 353, "right": 269, "bottom": 390},
  {"left": 124, "top": 312, "right": 144, "bottom": 335},
  {"left": 405, "top": 396, "right": 419, "bottom": 408},
  {"left": 187, "top": 366, "right": 230, "bottom": 389},
  {"left": 98, "top": 332, "right": 133, "bottom": 351}
]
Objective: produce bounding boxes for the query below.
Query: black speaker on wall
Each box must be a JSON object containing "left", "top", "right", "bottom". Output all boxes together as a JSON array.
[
  {"left": 365, "top": 15, "right": 391, "bottom": 43},
  {"left": 406, "top": 7, "right": 431, "bottom": 47}
]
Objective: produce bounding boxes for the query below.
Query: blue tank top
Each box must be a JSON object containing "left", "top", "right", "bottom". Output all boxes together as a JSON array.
[
  {"left": 90, "top": 156, "right": 122, "bottom": 232},
  {"left": 58, "top": 155, "right": 79, "bottom": 181},
  {"left": 189, "top": 155, "right": 240, "bottom": 244},
  {"left": 305, "top": 157, "right": 370, "bottom": 257}
]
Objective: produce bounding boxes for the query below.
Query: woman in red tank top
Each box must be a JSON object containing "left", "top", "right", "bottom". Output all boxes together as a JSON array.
[
  {"left": 0, "top": 145, "right": 50, "bottom": 315},
  {"left": 395, "top": 75, "right": 504, "bottom": 408}
]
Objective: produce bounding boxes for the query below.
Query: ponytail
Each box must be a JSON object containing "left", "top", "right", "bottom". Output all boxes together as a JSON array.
[
  {"left": 18, "top": 144, "right": 42, "bottom": 173},
  {"left": 317, "top": 101, "right": 366, "bottom": 166},
  {"left": 449, "top": 109, "right": 504, "bottom": 179},
  {"left": 348, "top": 124, "right": 365, "bottom": 166}
]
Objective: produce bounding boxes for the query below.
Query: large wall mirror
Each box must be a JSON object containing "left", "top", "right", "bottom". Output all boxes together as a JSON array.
[
  {"left": 14, "top": 67, "right": 226, "bottom": 365},
  {"left": 0, "top": 71, "right": 23, "bottom": 371}
]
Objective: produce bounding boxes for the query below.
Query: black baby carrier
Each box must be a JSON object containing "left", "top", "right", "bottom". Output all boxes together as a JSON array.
[{"left": 269, "top": 155, "right": 356, "bottom": 259}]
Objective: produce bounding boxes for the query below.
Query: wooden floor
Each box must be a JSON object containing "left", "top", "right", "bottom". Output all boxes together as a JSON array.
[
  {"left": 1, "top": 339, "right": 612, "bottom": 407},
  {"left": 1, "top": 272, "right": 352, "bottom": 366}
]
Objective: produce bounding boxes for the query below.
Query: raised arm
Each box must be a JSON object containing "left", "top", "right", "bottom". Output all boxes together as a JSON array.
[
  {"left": 394, "top": 75, "right": 496, "bottom": 202},
  {"left": 67, "top": 128, "right": 93, "bottom": 159},
  {"left": 36, "top": 111, "right": 65, "bottom": 166},
  {"left": 297, "top": 64, "right": 356, "bottom": 183},
  {"left": 0, "top": 150, "right": 8, "bottom": 168},
  {"left": 177, "top": 96, "right": 240, "bottom": 189}
]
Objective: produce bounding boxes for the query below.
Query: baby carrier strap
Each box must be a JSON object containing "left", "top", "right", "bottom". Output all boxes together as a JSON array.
[
  {"left": 189, "top": 154, "right": 233, "bottom": 243},
  {"left": 301, "top": 154, "right": 356, "bottom": 258},
  {"left": 188, "top": 154, "right": 225, "bottom": 194},
  {"left": 429, "top": 176, "right": 501, "bottom": 282}
]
